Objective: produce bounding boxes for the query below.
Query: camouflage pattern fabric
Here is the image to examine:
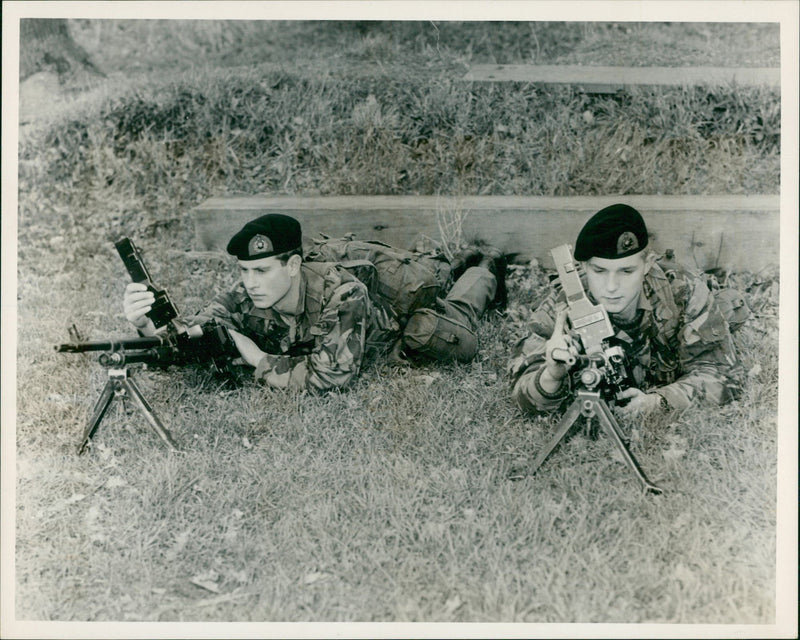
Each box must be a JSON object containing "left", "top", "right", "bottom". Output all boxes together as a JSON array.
[
  {"left": 189, "top": 262, "right": 397, "bottom": 392},
  {"left": 508, "top": 257, "right": 743, "bottom": 413}
]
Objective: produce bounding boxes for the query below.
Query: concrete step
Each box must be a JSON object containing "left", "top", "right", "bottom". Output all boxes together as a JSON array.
[{"left": 194, "top": 194, "right": 779, "bottom": 272}]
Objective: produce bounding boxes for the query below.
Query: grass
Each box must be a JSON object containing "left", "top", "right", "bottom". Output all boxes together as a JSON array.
[
  {"left": 12, "top": 20, "right": 782, "bottom": 626},
  {"left": 15, "top": 267, "right": 779, "bottom": 623},
  {"left": 18, "top": 72, "right": 779, "bottom": 276},
  {"left": 65, "top": 20, "right": 781, "bottom": 76}
]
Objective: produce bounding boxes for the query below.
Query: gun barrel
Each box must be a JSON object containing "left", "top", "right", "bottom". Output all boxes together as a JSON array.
[{"left": 55, "top": 336, "right": 166, "bottom": 353}]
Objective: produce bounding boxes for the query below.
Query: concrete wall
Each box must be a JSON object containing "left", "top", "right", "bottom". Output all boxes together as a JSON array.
[{"left": 194, "top": 195, "right": 779, "bottom": 272}]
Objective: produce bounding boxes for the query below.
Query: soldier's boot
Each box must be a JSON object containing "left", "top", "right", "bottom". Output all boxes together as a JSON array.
[
  {"left": 476, "top": 246, "right": 508, "bottom": 310},
  {"left": 450, "top": 243, "right": 508, "bottom": 310},
  {"left": 449, "top": 245, "right": 485, "bottom": 280}
]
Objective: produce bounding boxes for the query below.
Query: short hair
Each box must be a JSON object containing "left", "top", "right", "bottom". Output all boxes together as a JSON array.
[{"left": 273, "top": 247, "right": 304, "bottom": 265}]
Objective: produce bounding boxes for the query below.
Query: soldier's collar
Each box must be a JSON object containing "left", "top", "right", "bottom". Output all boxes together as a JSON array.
[
  {"left": 637, "top": 290, "right": 652, "bottom": 312},
  {"left": 272, "top": 270, "right": 307, "bottom": 319},
  {"left": 249, "top": 306, "right": 270, "bottom": 319},
  {"left": 295, "top": 270, "right": 307, "bottom": 316}
]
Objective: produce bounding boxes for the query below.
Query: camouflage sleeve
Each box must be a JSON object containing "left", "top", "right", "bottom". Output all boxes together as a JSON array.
[
  {"left": 655, "top": 274, "right": 743, "bottom": 411},
  {"left": 253, "top": 280, "right": 369, "bottom": 392},
  {"left": 185, "top": 284, "right": 247, "bottom": 332},
  {"left": 507, "top": 291, "right": 569, "bottom": 413}
]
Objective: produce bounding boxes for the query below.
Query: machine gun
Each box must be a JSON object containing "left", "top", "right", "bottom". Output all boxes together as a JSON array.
[
  {"left": 509, "top": 244, "right": 663, "bottom": 495},
  {"left": 56, "top": 238, "right": 240, "bottom": 455}
]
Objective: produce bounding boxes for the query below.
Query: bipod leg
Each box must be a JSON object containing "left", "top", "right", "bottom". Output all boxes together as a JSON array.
[
  {"left": 122, "top": 374, "right": 180, "bottom": 451},
  {"left": 508, "top": 397, "right": 584, "bottom": 480},
  {"left": 593, "top": 398, "right": 663, "bottom": 495},
  {"left": 77, "top": 377, "right": 119, "bottom": 455}
]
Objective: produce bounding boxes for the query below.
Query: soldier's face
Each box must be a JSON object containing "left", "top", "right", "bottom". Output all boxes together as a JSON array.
[
  {"left": 584, "top": 252, "right": 651, "bottom": 318},
  {"left": 238, "top": 255, "right": 294, "bottom": 309}
]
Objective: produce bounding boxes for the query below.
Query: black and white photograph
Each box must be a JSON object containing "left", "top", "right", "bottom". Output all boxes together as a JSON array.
[{"left": 2, "top": 2, "right": 797, "bottom": 638}]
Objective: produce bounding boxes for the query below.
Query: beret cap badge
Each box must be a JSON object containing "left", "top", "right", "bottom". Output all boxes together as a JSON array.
[
  {"left": 616, "top": 231, "right": 639, "bottom": 255},
  {"left": 248, "top": 234, "right": 273, "bottom": 257}
]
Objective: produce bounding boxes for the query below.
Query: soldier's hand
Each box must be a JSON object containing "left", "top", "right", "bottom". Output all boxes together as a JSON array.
[
  {"left": 229, "top": 330, "right": 266, "bottom": 368},
  {"left": 124, "top": 283, "right": 155, "bottom": 332},
  {"left": 544, "top": 308, "right": 575, "bottom": 381},
  {"left": 615, "top": 388, "right": 662, "bottom": 418}
]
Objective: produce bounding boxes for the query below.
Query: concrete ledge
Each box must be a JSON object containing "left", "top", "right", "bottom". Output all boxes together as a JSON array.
[
  {"left": 194, "top": 195, "right": 780, "bottom": 272},
  {"left": 462, "top": 65, "right": 781, "bottom": 92}
]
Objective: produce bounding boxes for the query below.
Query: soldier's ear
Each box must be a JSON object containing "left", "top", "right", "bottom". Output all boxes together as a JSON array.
[{"left": 287, "top": 253, "right": 302, "bottom": 276}]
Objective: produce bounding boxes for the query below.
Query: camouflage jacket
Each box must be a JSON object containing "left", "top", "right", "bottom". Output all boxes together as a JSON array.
[
  {"left": 189, "top": 262, "right": 398, "bottom": 392},
  {"left": 508, "top": 258, "right": 743, "bottom": 413}
]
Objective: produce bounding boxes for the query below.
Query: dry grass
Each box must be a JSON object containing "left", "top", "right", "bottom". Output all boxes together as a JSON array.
[
  {"left": 10, "top": 19, "right": 785, "bottom": 628},
  {"left": 13, "top": 251, "right": 780, "bottom": 623}
]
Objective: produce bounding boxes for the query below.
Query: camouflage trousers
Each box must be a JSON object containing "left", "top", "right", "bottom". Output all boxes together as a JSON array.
[{"left": 401, "top": 266, "right": 497, "bottom": 362}]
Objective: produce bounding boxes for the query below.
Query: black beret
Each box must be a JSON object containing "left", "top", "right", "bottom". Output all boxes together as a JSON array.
[
  {"left": 226, "top": 214, "right": 302, "bottom": 261},
  {"left": 574, "top": 204, "right": 648, "bottom": 261}
]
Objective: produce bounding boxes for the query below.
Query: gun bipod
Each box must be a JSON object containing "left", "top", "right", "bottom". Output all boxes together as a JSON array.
[
  {"left": 508, "top": 388, "right": 663, "bottom": 495},
  {"left": 77, "top": 366, "right": 179, "bottom": 455}
]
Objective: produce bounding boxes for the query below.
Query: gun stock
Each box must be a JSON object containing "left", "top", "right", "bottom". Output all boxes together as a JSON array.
[
  {"left": 550, "top": 244, "right": 633, "bottom": 402},
  {"left": 550, "top": 244, "right": 614, "bottom": 356}
]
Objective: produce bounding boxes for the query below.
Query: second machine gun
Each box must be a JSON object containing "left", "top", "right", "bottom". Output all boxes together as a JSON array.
[
  {"left": 56, "top": 238, "right": 240, "bottom": 455},
  {"left": 508, "top": 244, "right": 663, "bottom": 495}
]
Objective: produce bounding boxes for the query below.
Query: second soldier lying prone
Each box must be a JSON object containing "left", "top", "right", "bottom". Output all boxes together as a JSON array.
[{"left": 124, "top": 213, "right": 505, "bottom": 392}]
